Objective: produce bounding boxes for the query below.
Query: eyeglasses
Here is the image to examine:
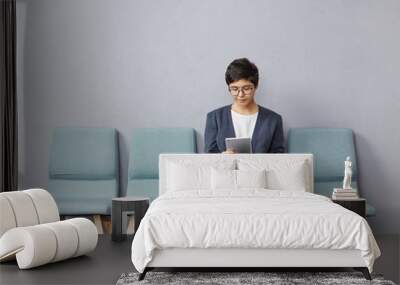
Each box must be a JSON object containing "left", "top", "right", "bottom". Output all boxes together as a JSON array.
[{"left": 228, "top": 85, "right": 255, "bottom": 96}]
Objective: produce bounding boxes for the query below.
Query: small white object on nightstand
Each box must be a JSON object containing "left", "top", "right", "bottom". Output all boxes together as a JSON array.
[{"left": 343, "top": 156, "right": 353, "bottom": 190}]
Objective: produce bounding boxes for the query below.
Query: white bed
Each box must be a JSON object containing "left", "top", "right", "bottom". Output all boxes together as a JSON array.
[{"left": 131, "top": 154, "right": 380, "bottom": 280}]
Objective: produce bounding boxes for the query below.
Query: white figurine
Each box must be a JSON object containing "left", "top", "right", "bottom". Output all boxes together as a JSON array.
[{"left": 342, "top": 156, "right": 352, "bottom": 190}]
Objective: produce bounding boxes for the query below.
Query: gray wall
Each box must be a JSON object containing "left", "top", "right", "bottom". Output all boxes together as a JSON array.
[{"left": 17, "top": 0, "right": 400, "bottom": 233}]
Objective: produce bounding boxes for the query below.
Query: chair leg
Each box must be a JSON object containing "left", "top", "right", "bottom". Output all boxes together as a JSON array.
[
  {"left": 93, "top": 215, "right": 103, "bottom": 234},
  {"left": 138, "top": 268, "right": 148, "bottom": 281},
  {"left": 354, "top": 267, "right": 372, "bottom": 280},
  {"left": 101, "top": 215, "right": 112, "bottom": 234}
]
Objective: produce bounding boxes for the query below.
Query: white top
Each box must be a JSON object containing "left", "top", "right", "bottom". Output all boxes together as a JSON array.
[{"left": 231, "top": 110, "right": 258, "bottom": 138}]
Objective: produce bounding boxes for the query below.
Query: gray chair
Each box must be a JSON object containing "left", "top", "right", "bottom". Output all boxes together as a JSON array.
[
  {"left": 126, "top": 128, "right": 197, "bottom": 201},
  {"left": 48, "top": 127, "right": 119, "bottom": 215},
  {"left": 287, "top": 127, "right": 376, "bottom": 217}
]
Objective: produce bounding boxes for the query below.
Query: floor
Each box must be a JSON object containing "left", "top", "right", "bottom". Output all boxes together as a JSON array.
[
  {"left": 0, "top": 235, "right": 134, "bottom": 285},
  {"left": 0, "top": 234, "right": 399, "bottom": 285},
  {"left": 374, "top": 234, "right": 400, "bottom": 284}
]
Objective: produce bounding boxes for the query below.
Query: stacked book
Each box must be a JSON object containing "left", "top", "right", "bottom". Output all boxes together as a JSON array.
[{"left": 332, "top": 188, "right": 359, "bottom": 200}]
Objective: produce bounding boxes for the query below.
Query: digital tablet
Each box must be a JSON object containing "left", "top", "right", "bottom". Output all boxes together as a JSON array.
[{"left": 225, "top": 137, "right": 252, "bottom": 153}]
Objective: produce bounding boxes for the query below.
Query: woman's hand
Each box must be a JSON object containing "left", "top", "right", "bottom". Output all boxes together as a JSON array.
[{"left": 222, "top": 148, "right": 235, "bottom": 154}]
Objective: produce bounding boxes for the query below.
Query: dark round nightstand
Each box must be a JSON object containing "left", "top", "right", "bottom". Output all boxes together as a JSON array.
[
  {"left": 332, "top": 198, "right": 366, "bottom": 218},
  {"left": 111, "top": 196, "right": 149, "bottom": 242}
]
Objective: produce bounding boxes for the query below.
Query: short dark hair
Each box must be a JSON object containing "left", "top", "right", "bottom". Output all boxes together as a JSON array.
[{"left": 225, "top": 58, "right": 259, "bottom": 88}]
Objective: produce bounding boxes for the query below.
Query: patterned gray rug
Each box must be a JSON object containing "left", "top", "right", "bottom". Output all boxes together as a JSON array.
[{"left": 116, "top": 271, "right": 396, "bottom": 285}]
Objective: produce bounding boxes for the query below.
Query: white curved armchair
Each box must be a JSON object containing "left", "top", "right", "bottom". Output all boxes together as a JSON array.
[{"left": 0, "top": 189, "right": 98, "bottom": 269}]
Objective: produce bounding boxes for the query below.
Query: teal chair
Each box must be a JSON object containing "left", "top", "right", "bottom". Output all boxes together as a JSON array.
[
  {"left": 126, "top": 128, "right": 197, "bottom": 201},
  {"left": 287, "top": 128, "right": 376, "bottom": 217},
  {"left": 48, "top": 127, "right": 119, "bottom": 215}
]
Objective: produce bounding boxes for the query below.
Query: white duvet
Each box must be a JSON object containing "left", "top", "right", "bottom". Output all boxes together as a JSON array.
[{"left": 131, "top": 190, "right": 380, "bottom": 273}]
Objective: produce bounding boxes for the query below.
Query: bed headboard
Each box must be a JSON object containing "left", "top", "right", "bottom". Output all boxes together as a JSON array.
[{"left": 159, "top": 153, "right": 314, "bottom": 195}]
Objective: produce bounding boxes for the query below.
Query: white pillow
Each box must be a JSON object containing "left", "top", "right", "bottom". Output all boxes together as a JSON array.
[
  {"left": 237, "top": 169, "right": 267, "bottom": 188},
  {"left": 267, "top": 162, "right": 307, "bottom": 191},
  {"left": 211, "top": 168, "right": 267, "bottom": 190},
  {"left": 238, "top": 159, "right": 309, "bottom": 191},
  {"left": 167, "top": 160, "right": 235, "bottom": 191},
  {"left": 211, "top": 168, "right": 236, "bottom": 190}
]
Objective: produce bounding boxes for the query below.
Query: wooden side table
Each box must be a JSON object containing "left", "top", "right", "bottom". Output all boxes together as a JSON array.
[
  {"left": 332, "top": 198, "right": 366, "bottom": 218},
  {"left": 112, "top": 196, "right": 149, "bottom": 242}
]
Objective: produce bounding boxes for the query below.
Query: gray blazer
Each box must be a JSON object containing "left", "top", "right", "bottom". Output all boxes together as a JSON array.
[{"left": 204, "top": 105, "right": 285, "bottom": 153}]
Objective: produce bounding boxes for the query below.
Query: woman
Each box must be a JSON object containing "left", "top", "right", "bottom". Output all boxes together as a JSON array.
[{"left": 204, "top": 58, "right": 285, "bottom": 153}]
